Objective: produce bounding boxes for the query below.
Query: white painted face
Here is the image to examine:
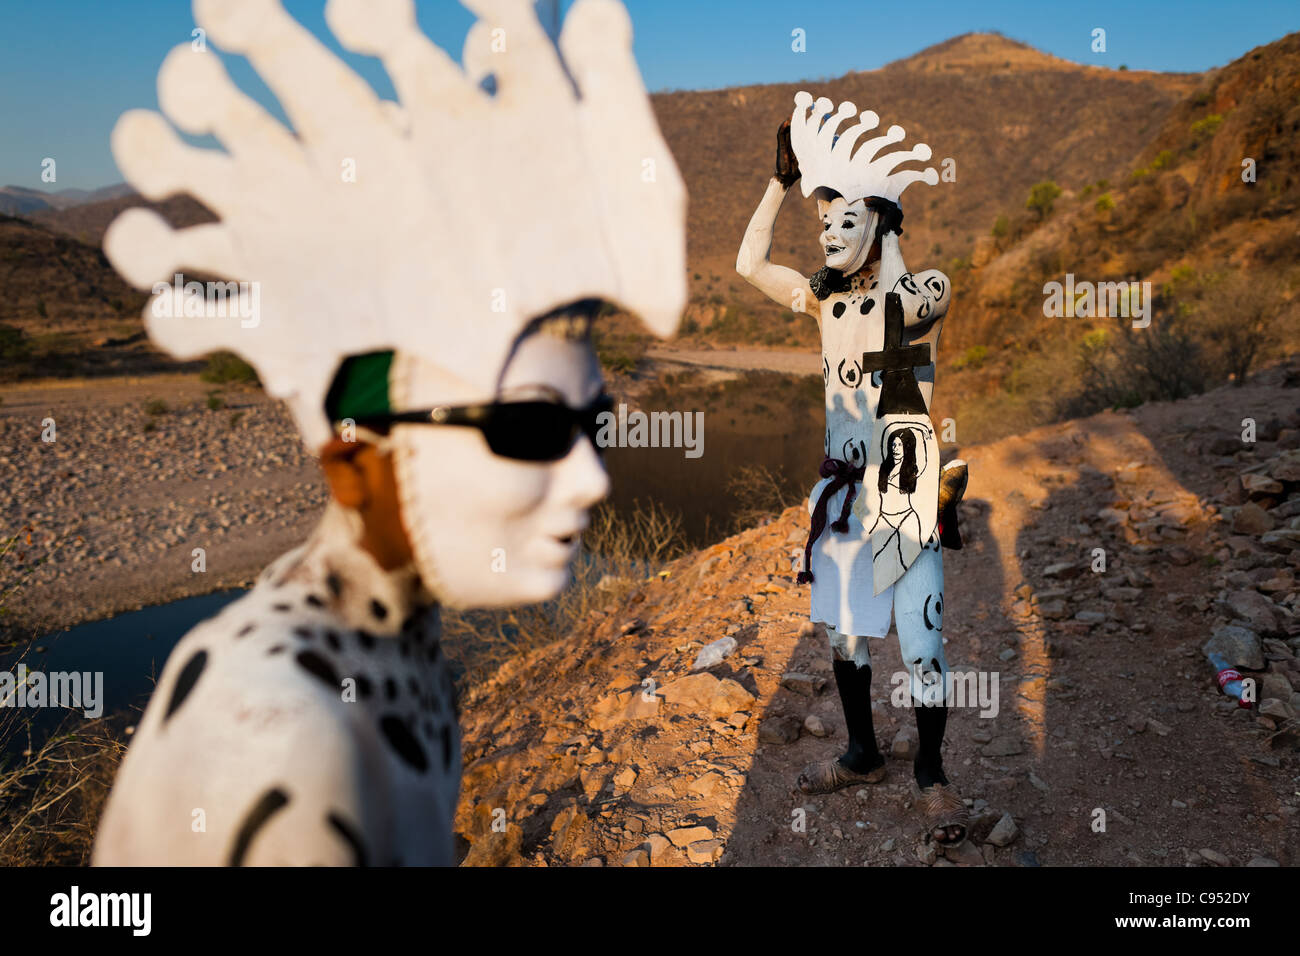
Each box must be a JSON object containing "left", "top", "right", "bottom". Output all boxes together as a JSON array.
[
  {"left": 817, "top": 195, "right": 880, "bottom": 274},
  {"left": 389, "top": 330, "right": 609, "bottom": 609}
]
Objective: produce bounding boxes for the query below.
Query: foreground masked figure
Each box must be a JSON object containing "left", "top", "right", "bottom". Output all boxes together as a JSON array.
[
  {"left": 92, "top": 0, "right": 684, "bottom": 866},
  {"left": 737, "top": 94, "right": 969, "bottom": 847}
]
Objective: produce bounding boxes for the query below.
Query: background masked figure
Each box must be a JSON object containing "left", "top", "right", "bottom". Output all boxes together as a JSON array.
[
  {"left": 92, "top": 0, "right": 685, "bottom": 866},
  {"left": 737, "top": 93, "right": 969, "bottom": 847}
]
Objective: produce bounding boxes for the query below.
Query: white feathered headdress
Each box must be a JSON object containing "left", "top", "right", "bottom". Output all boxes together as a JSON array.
[
  {"left": 789, "top": 91, "right": 938, "bottom": 206},
  {"left": 104, "top": 0, "right": 687, "bottom": 448}
]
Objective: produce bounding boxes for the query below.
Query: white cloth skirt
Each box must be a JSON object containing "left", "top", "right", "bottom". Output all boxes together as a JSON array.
[{"left": 806, "top": 475, "right": 894, "bottom": 637}]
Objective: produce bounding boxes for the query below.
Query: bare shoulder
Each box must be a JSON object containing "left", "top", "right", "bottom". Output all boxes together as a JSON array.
[
  {"left": 911, "top": 268, "right": 952, "bottom": 304},
  {"left": 94, "top": 597, "right": 379, "bottom": 864}
]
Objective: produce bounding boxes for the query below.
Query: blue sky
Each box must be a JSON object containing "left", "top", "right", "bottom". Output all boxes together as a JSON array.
[{"left": 1, "top": 0, "right": 1297, "bottom": 190}]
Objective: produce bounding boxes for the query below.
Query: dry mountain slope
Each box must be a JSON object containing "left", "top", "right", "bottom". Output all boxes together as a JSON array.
[
  {"left": 656, "top": 32, "right": 1197, "bottom": 304},
  {"left": 935, "top": 31, "right": 1300, "bottom": 435}
]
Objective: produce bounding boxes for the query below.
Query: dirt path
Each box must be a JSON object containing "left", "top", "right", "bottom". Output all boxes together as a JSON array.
[
  {"left": 453, "top": 365, "right": 1300, "bottom": 867},
  {"left": 645, "top": 345, "right": 819, "bottom": 377}
]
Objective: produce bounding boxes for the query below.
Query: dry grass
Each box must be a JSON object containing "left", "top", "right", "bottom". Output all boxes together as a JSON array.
[
  {"left": 726, "top": 463, "right": 802, "bottom": 532},
  {"left": 0, "top": 709, "right": 127, "bottom": 866},
  {"left": 0, "top": 523, "right": 130, "bottom": 865},
  {"left": 442, "top": 498, "right": 688, "bottom": 687}
]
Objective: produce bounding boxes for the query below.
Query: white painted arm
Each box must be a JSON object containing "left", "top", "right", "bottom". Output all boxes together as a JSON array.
[{"left": 736, "top": 178, "right": 818, "bottom": 319}]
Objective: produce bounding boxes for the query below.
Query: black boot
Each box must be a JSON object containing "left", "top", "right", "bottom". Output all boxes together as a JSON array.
[
  {"left": 832, "top": 659, "right": 885, "bottom": 775},
  {"left": 913, "top": 701, "right": 949, "bottom": 789}
]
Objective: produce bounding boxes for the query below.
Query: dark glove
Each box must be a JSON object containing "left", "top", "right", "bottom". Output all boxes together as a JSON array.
[{"left": 775, "top": 119, "right": 800, "bottom": 189}]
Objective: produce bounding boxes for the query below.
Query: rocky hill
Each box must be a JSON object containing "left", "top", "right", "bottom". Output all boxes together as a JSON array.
[
  {"left": 935, "top": 31, "right": 1300, "bottom": 434},
  {"left": 452, "top": 360, "right": 1300, "bottom": 866}
]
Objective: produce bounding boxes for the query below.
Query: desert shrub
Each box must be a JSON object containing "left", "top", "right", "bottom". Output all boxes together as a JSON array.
[
  {"left": 206, "top": 391, "right": 226, "bottom": 411},
  {"left": 1026, "top": 181, "right": 1063, "bottom": 220},
  {"left": 200, "top": 351, "right": 259, "bottom": 385},
  {"left": 1150, "top": 149, "right": 1175, "bottom": 171},
  {"left": 1175, "top": 270, "right": 1289, "bottom": 385},
  {"left": 142, "top": 398, "right": 168, "bottom": 416},
  {"left": 0, "top": 325, "right": 29, "bottom": 362},
  {"left": 593, "top": 327, "right": 647, "bottom": 374},
  {"left": 1067, "top": 306, "right": 1209, "bottom": 413},
  {"left": 1095, "top": 193, "right": 1115, "bottom": 213},
  {"left": 726, "top": 463, "right": 801, "bottom": 532},
  {"left": 952, "top": 344, "right": 988, "bottom": 370},
  {"left": 991, "top": 215, "right": 1009, "bottom": 238},
  {"left": 1190, "top": 113, "right": 1224, "bottom": 141}
]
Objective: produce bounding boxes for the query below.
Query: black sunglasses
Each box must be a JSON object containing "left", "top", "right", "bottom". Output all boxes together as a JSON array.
[{"left": 358, "top": 393, "right": 614, "bottom": 463}]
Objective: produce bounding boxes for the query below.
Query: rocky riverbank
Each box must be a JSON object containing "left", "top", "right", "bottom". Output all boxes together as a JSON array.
[{"left": 0, "top": 375, "right": 325, "bottom": 641}]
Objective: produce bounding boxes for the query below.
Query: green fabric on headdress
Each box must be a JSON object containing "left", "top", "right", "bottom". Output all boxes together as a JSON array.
[{"left": 324, "top": 350, "right": 394, "bottom": 422}]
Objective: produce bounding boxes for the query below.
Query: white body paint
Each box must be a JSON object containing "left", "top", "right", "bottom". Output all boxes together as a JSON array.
[
  {"left": 94, "top": 505, "right": 460, "bottom": 866},
  {"left": 738, "top": 93, "right": 951, "bottom": 671}
]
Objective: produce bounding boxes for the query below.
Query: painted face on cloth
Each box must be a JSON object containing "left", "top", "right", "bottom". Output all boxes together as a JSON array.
[{"left": 388, "top": 326, "right": 609, "bottom": 609}]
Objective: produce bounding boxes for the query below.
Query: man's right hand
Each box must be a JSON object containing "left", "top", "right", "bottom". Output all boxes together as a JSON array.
[{"left": 775, "top": 119, "right": 800, "bottom": 188}]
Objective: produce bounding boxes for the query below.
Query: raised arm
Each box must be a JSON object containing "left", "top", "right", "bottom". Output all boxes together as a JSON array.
[{"left": 735, "top": 121, "right": 817, "bottom": 320}]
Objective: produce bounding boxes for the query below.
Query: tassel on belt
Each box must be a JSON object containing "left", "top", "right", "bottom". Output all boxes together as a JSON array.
[{"left": 797, "top": 456, "right": 865, "bottom": 584}]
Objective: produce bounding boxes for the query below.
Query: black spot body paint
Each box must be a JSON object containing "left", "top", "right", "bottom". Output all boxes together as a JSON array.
[
  {"left": 326, "top": 812, "right": 369, "bottom": 867},
  {"left": 379, "top": 715, "right": 429, "bottom": 773},
  {"left": 296, "top": 650, "right": 340, "bottom": 689},
  {"left": 164, "top": 650, "right": 208, "bottom": 722},
  {"left": 228, "top": 787, "right": 290, "bottom": 866}
]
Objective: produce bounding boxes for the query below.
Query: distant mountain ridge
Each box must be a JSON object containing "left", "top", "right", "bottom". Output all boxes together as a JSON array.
[{"left": 0, "top": 183, "right": 135, "bottom": 217}]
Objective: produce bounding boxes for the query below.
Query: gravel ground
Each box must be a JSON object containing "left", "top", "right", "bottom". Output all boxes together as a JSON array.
[{"left": 0, "top": 374, "right": 327, "bottom": 641}]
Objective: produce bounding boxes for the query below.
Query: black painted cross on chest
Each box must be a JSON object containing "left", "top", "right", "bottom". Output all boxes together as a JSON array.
[{"left": 860, "top": 292, "right": 930, "bottom": 418}]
